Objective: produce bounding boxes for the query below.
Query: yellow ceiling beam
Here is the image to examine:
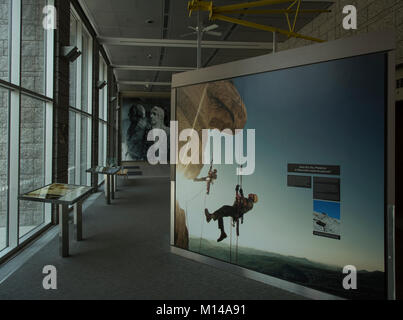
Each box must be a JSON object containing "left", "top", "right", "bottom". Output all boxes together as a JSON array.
[
  {"left": 215, "top": 9, "right": 331, "bottom": 15},
  {"left": 211, "top": 13, "right": 325, "bottom": 43},
  {"left": 187, "top": 0, "right": 328, "bottom": 43},
  {"left": 213, "top": 0, "right": 296, "bottom": 13}
]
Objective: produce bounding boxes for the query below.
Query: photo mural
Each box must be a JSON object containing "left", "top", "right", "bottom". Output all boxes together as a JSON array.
[
  {"left": 174, "top": 53, "right": 387, "bottom": 299},
  {"left": 121, "top": 97, "right": 170, "bottom": 162}
]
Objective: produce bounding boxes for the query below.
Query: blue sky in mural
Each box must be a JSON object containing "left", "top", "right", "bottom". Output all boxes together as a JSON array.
[
  {"left": 176, "top": 52, "right": 385, "bottom": 272},
  {"left": 314, "top": 200, "right": 340, "bottom": 220}
]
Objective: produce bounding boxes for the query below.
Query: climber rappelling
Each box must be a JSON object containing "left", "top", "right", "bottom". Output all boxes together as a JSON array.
[
  {"left": 204, "top": 184, "right": 258, "bottom": 242},
  {"left": 193, "top": 161, "right": 217, "bottom": 195}
]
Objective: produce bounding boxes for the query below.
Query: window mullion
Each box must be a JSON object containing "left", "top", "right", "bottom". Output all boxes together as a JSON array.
[
  {"left": 46, "top": 0, "right": 55, "bottom": 99},
  {"left": 8, "top": 0, "right": 22, "bottom": 248}
]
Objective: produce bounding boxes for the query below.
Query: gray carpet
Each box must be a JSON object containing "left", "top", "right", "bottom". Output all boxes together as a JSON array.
[{"left": 0, "top": 177, "right": 305, "bottom": 300}]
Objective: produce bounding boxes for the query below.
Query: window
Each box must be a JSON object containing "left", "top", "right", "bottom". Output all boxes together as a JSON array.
[
  {"left": 80, "top": 115, "right": 91, "bottom": 185},
  {"left": 21, "top": 0, "right": 47, "bottom": 95},
  {"left": 68, "top": 111, "right": 76, "bottom": 183},
  {"left": 68, "top": 7, "right": 92, "bottom": 187},
  {"left": 0, "top": 0, "right": 54, "bottom": 257},
  {"left": 0, "top": 0, "right": 10, "bottom": 82},
  {"left": 0, "top": 87, "right": 9, "bottom": 251},
  {"left": 69, "top": 13, "right": 78, "bottom": 108},
  {"left": 98, "top": 56, "right": 108, "bottom": 174},
  {"left": 98, "top": 123, "right": 107, "bottom": 166},
  {"left": 81, "top": 29, "right": 91, "bottom": 113},
  {"left": 19, "top": 95, "right": 46, "bottom": 238}
]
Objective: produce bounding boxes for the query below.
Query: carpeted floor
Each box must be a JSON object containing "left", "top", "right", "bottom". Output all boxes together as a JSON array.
[{"left": 0, "top": 177, "right": 304, "bottom": 300}]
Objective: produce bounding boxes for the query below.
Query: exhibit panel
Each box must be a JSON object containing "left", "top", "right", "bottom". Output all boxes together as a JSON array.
[
  {"left": 171, "top": 32, "right": 395, "bottom": 300},
  {"left": 121, "top": 97, "right": 171, "bottom": 162}
]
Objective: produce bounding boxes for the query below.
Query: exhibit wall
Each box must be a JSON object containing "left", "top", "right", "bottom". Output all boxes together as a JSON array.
[
  {"left": 173, "top": 51, "right": 390, "bottom": 300},
  {"left": 121, "top": 97, "right": 170, "bottom": 162}
]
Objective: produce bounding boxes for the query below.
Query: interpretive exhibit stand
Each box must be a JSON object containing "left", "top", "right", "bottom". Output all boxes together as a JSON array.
[
  {"left": 86, "top": 166, "right": 121, "bottom": 204},
  {"left": 170, "top": 31, "right": 396, "bottom": 300},
  {"left": 19, "top": 183, "right": 93, "bottom": 257}
]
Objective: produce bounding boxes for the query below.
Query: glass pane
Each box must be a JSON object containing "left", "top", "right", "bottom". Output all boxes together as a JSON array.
[
  {"left": 81, "top": 30, "right": 89, "bottom": 113},
  {"left": 19, "top": 94, "right": 45, "bottom": 238},
  {"left": 0, "top": 0, "right": 10, "bottom": 82},
  {"left": 103, "top": 63, "right": 108, "bottom": 121},
  {"left": 69, "top": 13, "right": 78, "bottom": 108},
  {"left": 21, "top": 0, "right": 47, "bottom": 94},
  {"left": 98, "top": 58, "right": 104, "bottom": 119},
  {"left": 68, "top": 111, "right": 76, "bottom": 184},
  {"left": 98, "top": 123, "right": 104, "bottom": 166},
  {"left": 0, "top": 87, "right": 9, "bottom": 251},
  {"left": 98, "top": 123, "right": 104, "bottom": 183},
  {"left": 80, "top": 115, "right": 88, "bottom": 185}
]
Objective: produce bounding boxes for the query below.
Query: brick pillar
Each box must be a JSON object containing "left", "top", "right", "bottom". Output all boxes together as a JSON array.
[
  {"left": 53, "top": 0, "right": 70, "bottom": 184},
  {"left": 106, "top": 66, "right": 114, "bottom": 163}
]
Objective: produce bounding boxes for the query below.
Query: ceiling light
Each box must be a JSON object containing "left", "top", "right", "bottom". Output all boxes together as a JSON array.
[{"left": 146, "top": 19, "right": 154, "bottom": 24}]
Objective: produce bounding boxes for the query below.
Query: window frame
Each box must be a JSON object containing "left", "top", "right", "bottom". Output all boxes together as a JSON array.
[
  {"left": 68, "top": 6, "right": 93, "bottom": 187},
  {"left": 0, "top": 0, "right": 54, "bottom": 257}
]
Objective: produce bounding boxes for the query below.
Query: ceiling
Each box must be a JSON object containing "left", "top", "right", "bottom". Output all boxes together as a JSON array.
[{"left": 79, "top": 0, "right": 333, "bottom": 93}]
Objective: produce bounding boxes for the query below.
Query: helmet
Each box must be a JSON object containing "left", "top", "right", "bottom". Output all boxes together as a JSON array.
[{"left": 248, "top": 194, "right": 258, "bottom": 203}]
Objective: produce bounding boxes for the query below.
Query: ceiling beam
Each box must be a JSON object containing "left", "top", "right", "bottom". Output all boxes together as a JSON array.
[
  {"left": 113, "top": 65, "right": 196, "bottom": 72},
  {"left": 119, "top": 81, "right": 172, "bottom": 86},
  {"left": 99, "top": 37, "right": 273, "bottom": 50}
]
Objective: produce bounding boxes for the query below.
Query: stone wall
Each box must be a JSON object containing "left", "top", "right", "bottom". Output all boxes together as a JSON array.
[
  {"left": 278, "top": 0, "right": 403, "bottom": 65},
  {"left": 0, "top": 88, "right": 8, "bottom": 230},
  {"left": 0, "top": 0, "right": 10, "bottom": 230},
  {"left": 0, "top": 0, "right": 48, "bottom": 228},
  {"left": 0, "top": 0, "right": 9, "bottom": 81},
  {"left": 19, "top": 0, "right": 47, "bottom": 227}
]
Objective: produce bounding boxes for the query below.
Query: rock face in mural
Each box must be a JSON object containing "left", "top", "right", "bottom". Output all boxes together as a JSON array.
[
  {"left": 121, "top": 98, "right": 170, "bottom": 162},
  {"left": 174, "top": 201, "right": 189, "bottom": 249},
  {"left": 176, "top": 80, "right": 247, "bottom": 180}
]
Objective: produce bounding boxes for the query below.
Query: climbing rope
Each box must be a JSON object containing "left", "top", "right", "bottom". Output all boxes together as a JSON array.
[
  {"left": 236, "top": 227, "right": 239, "bottom": 263},
  {"left": 229, "top": 218, "right": 232, "bottom": 262},
  {"left": 198, "top": 192, "right": 207, "bottom": 253}
]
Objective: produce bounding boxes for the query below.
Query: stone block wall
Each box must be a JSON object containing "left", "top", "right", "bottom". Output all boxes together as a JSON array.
[
  {"left": 19, "top": 0, "right": 47, "bottom": 227},
  {"left": 278, "top": 0, "right": 403, "bottom": 65},
  {"left": 0, "top": 0, "right": 49, "bottom": 228},
  {"left": 0, "top": 0, "right": 9, "bottom": 81},
  {"left": 0, "top": 88, "right": 8, "bottom": 229},
  {"left": 0, "top": 0, "right": 10, "bottom": 229},
  {"left": 21, "top": 0, "right": 46, "bottom": 94}
]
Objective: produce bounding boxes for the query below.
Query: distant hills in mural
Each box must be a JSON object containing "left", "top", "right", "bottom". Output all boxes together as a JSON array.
[{"left": 189, "top": 238, "right": 385, "bottom": 300}]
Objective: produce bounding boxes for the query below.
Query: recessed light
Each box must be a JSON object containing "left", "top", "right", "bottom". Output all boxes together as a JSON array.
[{"left": 146, "top": 19, "right": 154, "bottom": 24}]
